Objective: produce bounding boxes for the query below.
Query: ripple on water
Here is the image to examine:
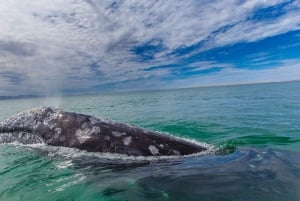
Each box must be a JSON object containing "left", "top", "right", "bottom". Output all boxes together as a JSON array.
[{"left": 1, "top": 144, "right": 300, "bottom": 201}]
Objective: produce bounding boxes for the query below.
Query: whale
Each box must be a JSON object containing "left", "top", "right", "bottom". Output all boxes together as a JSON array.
[{"left": 0, "top": 107, "right": 209, "bottom": 156}]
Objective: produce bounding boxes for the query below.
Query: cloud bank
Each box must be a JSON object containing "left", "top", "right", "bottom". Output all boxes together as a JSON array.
[{"left": 0, "top": 0, "right": 300, "bottom": 95}]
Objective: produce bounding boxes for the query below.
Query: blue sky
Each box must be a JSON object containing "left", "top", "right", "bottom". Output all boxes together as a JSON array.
[{"left": 0, "top": 0, "right": 300, "bottom": 95}]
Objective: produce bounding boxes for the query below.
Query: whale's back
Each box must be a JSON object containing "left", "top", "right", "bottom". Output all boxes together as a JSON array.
[{"left": 0, "top": 107, "right": 210, "bottom": 156}]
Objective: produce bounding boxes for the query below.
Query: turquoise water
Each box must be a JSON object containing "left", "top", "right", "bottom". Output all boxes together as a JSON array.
[{"left": 0, "top": 81, "right": 300, "bottom": 200}]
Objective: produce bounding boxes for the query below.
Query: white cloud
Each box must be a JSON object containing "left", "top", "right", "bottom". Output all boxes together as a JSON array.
[
  {"left": 213, "top": 9, "right": 300, "bottom": 47},
  {"left": 0, "top": 0, "right": 299, "bottom": 95},
  {"left": 169, "top": 59, "right": 300, "bottom": 88}
]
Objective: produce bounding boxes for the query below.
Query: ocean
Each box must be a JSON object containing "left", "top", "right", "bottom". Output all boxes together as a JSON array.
[{"left": 0, "top": 81, "right": 300, "bottom": 201}]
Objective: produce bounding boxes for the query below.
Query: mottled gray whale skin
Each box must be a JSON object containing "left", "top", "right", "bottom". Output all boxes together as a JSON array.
[{"left": 0, "top": 107, "right": 208, "bottom": 156}]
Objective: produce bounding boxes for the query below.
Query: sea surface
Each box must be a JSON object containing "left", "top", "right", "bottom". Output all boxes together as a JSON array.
[{"left": 0, "top": 81, "right": 300, "bottom": 201}]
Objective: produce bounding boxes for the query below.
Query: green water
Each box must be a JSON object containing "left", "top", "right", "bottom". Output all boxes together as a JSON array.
[{"left": 1, "top": 81, "right": 300, "bottom": 200}]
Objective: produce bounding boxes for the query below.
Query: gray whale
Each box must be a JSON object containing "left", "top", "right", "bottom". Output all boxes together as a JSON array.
[{"left": 0, "top": 107, "right": 208, "bottom": 156}]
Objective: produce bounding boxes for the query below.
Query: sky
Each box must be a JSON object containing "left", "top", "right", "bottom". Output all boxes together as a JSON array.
[{"left": 0, "top": 0, "right": 300, "bottom": 96}]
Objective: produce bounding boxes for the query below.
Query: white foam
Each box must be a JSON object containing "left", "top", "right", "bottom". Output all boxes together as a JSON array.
[
  {"left": 51, "top": 173, "right": 86, "bottom": 192},
  {"left": 0, "top": 141, "right": 46, "bottom": 147},
  {"left": 55, "top": 160, "right": 73, "bottom": 169}
]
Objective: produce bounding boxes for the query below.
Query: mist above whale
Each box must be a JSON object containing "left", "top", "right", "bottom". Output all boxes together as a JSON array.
[{"left": 0, "top": 107, "right": 209, "bottom": 156}]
